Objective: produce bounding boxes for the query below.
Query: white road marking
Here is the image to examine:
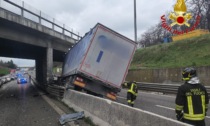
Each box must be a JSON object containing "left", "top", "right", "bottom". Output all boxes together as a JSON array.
[
  {"left": 117, "top": 96, "right": 126, "bottom": 99},
  {"left": 31, "top": 81, "right": 65, "bottom": 115},
  {"left": 206, "top": 116, "right": 210, "bottom": 119},
  {"left": 139, "top": 91, "right": 176, "bottom": 98},
  {"left": 31, "top": 80, "right": 75, "bottom": 125},
  {"left": 156, "top": 105, "right": 175, "bottom": 111},
  {"left": 121, "top": 89, "right": 176, "bottom": 98}
]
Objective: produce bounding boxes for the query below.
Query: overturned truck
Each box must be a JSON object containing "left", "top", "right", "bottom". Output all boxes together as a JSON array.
[{"left": 62, "top": 23, "right": 136, "bottom": 100}]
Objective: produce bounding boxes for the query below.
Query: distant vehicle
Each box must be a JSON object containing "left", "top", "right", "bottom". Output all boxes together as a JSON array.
[
  {"left": 16, "top": 73, "right": 22, "bottom": 78},
  {"left": 0, "top": 79, "right": 3, "bottom": 87},
  {"left": 1, "top": 78, "right": 7, "bottom": 84},
  {"left": 23, "top": 71, "right": 28, "bottom": 75},
  {"left": 61, "top": 23, "right": 136, "bottom": 100},
  {"left": 10, "top": 75, "right": 17, "bottom": 80},
  {"left": 10, "top": 69, "right": 16, "bottom": 74},
  {"left": 17, "top": 75, "right": 27, "bottom": 84},
  {"left": 5, "top": 76, "right": 11, "bottom": 82}
]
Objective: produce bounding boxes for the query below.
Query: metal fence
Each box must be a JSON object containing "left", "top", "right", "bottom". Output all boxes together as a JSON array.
[{"left": 0, "top": 0, "right": 82, "bottom": 41}]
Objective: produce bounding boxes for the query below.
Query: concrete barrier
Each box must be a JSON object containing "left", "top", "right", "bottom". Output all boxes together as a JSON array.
[{"left": 62, "top": 90, "right": 191, "bottom": 126}]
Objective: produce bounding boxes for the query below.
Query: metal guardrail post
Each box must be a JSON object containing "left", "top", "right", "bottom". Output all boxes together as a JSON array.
[
  {"left": 71, "top": 29, "right": 73, "bottom": 38},
  {"left": 62, "top": 24, "right": 65, "bottom": 34},
  {"left": 21, "top": 1, "right": 23, "bottom": 17},
  {"left": 39, "top": 11, "right": 41, "bottom": 24},
  {"left": 52, "top": 18, "right": 55, "bottom": 30}
]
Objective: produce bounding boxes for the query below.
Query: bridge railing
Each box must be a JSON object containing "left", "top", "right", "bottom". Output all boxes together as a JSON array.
[{"left": 0, "top": 0, "right": 82, "bottom": 41}]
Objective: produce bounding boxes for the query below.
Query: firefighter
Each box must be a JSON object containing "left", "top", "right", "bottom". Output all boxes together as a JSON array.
[
  {"left": 124, "top": 81, "right": 138, "bottom": 107},
  {"left": 175, "top": 67, "right": 209, "bottom": 126}
]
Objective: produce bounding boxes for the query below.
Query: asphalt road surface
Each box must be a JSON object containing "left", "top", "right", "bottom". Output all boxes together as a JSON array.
[
  {"left": 117, "top": 89, "right": 210, "bottom": 126},
  {"left": 0, "top": 77, "right": 89, "bottom": 126},
  {"left": 2, "top": 75, "right": 210, "bottom": 126}
]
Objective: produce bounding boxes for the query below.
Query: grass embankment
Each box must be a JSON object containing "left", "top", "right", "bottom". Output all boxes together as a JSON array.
[
  {"left": 131, "top": 34, "right": 210, "bottom": 69},
  {"left": 0, "top": 66, "right": 9, "bottom": 76}
]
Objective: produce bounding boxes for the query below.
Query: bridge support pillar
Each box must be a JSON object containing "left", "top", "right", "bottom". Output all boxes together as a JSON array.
[
  {"left": 36, "top": 59, "right": 46, "bottom": 85},
  {"left": 46, "top": 45, "right": 53, "bottom": 83},
  {"left": 34, "top": 44, "right": 53, "bottom": 86}
]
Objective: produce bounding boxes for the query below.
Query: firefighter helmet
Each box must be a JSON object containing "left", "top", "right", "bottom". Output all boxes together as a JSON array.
[{"left": 182, "top": 67, "right": 197, "bottom": 81}]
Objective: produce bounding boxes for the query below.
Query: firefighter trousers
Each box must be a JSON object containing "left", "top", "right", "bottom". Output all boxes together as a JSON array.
[
  {"left": 127, "top": 92, "right": 136, "bottom": 107},
  {"left": 183, "top": 119, "right": 205, "bottom": 126}
]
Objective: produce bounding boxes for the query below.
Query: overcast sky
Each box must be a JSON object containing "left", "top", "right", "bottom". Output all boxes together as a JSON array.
[{"left": 0, "top": 0, "right": 175, "bottom": 67}]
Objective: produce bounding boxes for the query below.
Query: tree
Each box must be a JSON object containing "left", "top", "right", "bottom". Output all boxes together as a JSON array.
[
  {"left": 7, "top": 60, "right": 17, "bottom": 69},
  {"left": 0, "top": 60, "right": 17, "bottom": 69},
  {"left": 138, "top": 0, "right": 210, "bottom": 47},
  {"left": 186, "top": 0, "right": 209, "bottom": 29}
]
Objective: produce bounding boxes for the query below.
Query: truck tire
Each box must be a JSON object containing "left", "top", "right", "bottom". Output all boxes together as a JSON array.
[
  {"left": 86, "top": 90, "right": 103, "bottom": 98},
  {"left": 74, "top": 85, "right": 82, "bottom": 91}
]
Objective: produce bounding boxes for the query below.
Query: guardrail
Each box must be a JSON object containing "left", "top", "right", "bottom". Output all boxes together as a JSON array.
[
  {"left": 46, "top": 84, "right": 64, "bottom": 98},
  {"left": 31, "top": 78, "right": 210, "bottom": 99},
  {"left": 0, "top": 0, "right": 82, "bottom": 41},
  {"left": 44, "top": 82, "right": 210, "bottom": 98},
  {"left": 137, "top": 82, "right": 210, "bottom": 97},
  {"left": 137, "top": 82, "right": 180, "bottom": 94},
  {"left": 31, "top": 77, "right": 64, "bottom": 98}
]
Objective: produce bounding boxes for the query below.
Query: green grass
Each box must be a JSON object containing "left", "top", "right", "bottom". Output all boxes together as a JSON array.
[
  {"left": 131, "top": 34, "right": 210, "bottom": 69},
  {"left": 0, "top": 67, "right": 9, "bottom": 76}
]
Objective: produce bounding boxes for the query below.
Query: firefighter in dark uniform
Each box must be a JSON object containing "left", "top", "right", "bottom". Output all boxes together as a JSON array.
[
  {"left": 124, "top": 81, "right": 138, "bottom": 107},
  {"left": 175, "top": 67, "right": 209, "bottom": 126}
]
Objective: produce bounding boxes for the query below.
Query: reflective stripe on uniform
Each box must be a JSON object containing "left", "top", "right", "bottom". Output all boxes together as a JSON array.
[
  {"left": 175, "top": 104, "right": 184, "bottom": 111},
  {"left": 184, "top": 113, "right": 205, "bottom": 120},
  {"left": 128, "top": 83, "right": 137, "bottom": 96},
  {"left": 201, "top": 95, "right": 205, "bottom": 114},
  {"left": 128, "top": 90, "right": 137, "bottom": 96},
  {"left": 187, "top": 96, "right": 194, "bottom": 115},
  {"left": 182, "top": 77, "right": 190, "bottom": 81},
  {"left": 127, "top": 100, "right": 131, "bottom": 103},
  {"left": 183, "top": 95, "right": 205, "bottom": 121}
]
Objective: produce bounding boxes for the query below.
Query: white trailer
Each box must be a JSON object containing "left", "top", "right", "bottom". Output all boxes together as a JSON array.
[{"left": 62, "top": 23, "right": 136, "bottom": 100}]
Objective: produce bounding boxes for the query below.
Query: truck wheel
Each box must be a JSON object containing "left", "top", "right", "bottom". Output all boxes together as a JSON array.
[
  {"left": 86, "top": 90, "right": 103, "bottom": 98},
  {"left": 74, "top": 85, "right": 82, "bottom": 91}
]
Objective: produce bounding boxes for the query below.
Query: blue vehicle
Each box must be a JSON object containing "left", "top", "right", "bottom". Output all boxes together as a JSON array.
[
  {"left": 17, "top": 75, "right": 27, "bottom": 84},
  {"left": 16, "top": 73, "right": 22, "bottom": 78}
]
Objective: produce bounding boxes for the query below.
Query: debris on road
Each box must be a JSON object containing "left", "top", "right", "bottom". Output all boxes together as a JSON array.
[{"left": 59, "top": 111, "right": 84, "bottom": 125}]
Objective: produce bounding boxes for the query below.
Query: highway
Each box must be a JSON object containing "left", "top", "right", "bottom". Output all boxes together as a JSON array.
[
  {"left": 0, "top": 76, "right": 89, "bottom": 126},
  {"left": 1, "top": 76, "right": 210, "bottom": 126},
  {"left": 117, "top": 89, "right": 210, "bottom": 126}
]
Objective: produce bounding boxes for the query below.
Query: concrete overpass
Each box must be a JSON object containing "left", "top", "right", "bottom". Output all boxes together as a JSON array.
[{"left": 0, "top": 0, "right": 81, "bottom": 84}]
